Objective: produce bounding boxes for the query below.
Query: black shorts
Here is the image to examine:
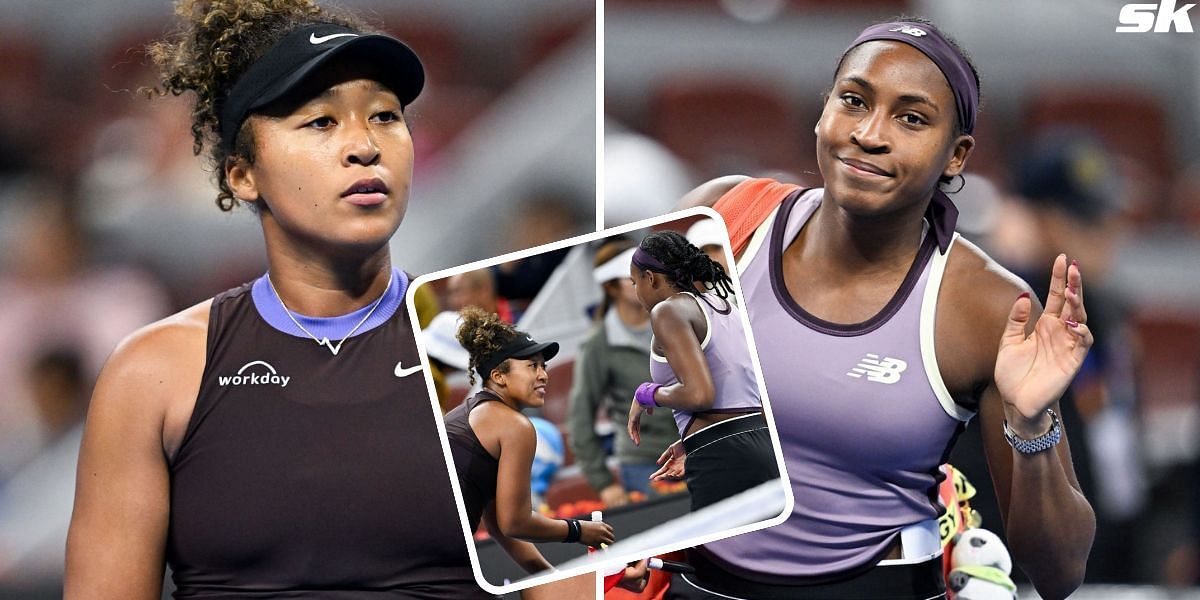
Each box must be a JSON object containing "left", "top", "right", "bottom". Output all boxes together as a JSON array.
[
  {"left": 682, "top": 412, "right": 779, "bottom": 511},
  {"left": 666, "top": 547, "right": 946, "bottom": 600}
]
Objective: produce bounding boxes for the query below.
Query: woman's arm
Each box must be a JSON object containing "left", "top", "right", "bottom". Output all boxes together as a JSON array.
[
  {"left": 492, "top": 410, "right": 613, "bottom": 547},
  {"left": 943, "top": 249, "right": 1095, "bottom": 599},
  {"left": 65, "top": 312, "right": 207, "bottom": 599},
  {"left": 481, "top": 502, "right": 552, "bottom": 574},
  {"left": 627, "top": 298, "right": 714, "bottom": 446},
  {"left": 978, "top": 385, "right": 1093, "bottom": 600},
  {"left": 982, "top": 255, "right": 1095, "bottom": 599},
  {"left": 645, "top": 299, "right": 715, "bottom": 413}
]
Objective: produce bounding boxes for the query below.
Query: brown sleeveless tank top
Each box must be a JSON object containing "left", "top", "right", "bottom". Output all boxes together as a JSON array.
[
  {"left": 443, "top": 389, "right": 502, "bottom": 534},
  {"left": 166, "top": 276, "right": 493, "bottom": 598}
]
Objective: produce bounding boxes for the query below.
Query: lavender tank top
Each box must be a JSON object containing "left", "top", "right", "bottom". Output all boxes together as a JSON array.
[
  {"left": 703, "top": 188, "right": 974, "bottom": 577},
  {"left": 649, "top": 292, "right": 762, "bottom": 437}
]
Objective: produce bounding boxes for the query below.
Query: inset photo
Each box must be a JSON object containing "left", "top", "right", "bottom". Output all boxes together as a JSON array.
[{"left": 407, "top": 208, "right": 792, "bottom": 595}]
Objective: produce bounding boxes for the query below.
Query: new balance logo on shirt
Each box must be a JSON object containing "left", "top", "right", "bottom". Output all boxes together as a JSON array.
[{"left": 847, "top": 354, "right": 907, "bottom": 384}]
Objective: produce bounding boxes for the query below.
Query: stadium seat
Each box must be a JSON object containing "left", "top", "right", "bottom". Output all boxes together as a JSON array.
[
  {"left": 1022, "top": 88, "right": 1170, "bottom": 179},
  {"left": 650, "top": 78, "right": 817, "bottom": 179}
]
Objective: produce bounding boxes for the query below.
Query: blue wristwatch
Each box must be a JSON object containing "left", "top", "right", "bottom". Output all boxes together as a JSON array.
[{"left": 1003, "top": 409, "right": 1062, "bottom": 454}]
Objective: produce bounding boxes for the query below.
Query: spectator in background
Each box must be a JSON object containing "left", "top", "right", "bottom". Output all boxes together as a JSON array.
[
  {"left": 492, "top": 248, "right": 570, "bottom": 307},
  {"left": 447, "top": 269, "right": 515, "bottom": 323},
  {"left": 0, "top": 179, "right": 168, "bottom": 480},
  {"left": 568, "top": 238, "right": 677, "bottom": 508},
  {"left": 0, "top": 351, "right": 88, "bottom": 582},
  {"left": 424, "top": 310, "right": 472, "bottom": 412},
  {"left": 490, "top": 192, "right": 584, "bottom": 316},
  {"left": 1013, "top": 131, "right": 1143, "bottom": 583}
]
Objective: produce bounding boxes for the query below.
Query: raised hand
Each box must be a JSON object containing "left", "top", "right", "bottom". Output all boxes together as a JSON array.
[
  {"left": 650, "top": 440, "right": 685, "bottom": 481},
  {"left": 995, "top": 254, "right": 1093, "bottom": 435}
]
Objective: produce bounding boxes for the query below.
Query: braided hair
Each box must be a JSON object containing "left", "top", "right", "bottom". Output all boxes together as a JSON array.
[
  {"left": 638, "top": 230, "right": 735, "bottom": 300},
  {"left": 456, "top": 306, "right": 517, "bottom": 386}
]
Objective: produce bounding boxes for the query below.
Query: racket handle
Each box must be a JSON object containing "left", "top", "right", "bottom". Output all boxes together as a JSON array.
[{"left": 648, "top": 558, "right": 695, "bottom": 574}]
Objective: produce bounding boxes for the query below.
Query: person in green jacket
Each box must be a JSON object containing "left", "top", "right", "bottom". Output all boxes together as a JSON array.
[{"left": 568, "top": 237, "right": 679, "bottom": 508}]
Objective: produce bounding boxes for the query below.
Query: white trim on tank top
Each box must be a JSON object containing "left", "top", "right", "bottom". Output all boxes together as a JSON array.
[{"left": 919, "top": 232, "right": 975, "bottom": 422}]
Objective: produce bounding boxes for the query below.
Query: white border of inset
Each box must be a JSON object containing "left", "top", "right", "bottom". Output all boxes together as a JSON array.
[{"left": 404, "top": 206, "right": 794, "bottom": 596}]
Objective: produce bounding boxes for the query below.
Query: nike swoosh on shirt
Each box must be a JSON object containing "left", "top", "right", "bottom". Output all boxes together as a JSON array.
[
  {"left": 310, "top": 32, "right": 359, "bottom": 44},
  {"left": 394, "top": 362, "right": 423, "bottom": 378}
]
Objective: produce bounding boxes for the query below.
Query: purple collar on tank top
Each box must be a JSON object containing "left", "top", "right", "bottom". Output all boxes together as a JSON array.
[
  {"left": 250, "top": 267, "right": 408, "bottom": 340},
  {"left": 769, "top": 191, "right": 936, "bottom": 337}
]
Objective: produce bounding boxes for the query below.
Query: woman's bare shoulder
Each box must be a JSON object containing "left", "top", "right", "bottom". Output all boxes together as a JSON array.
[
  {"left": 90, "top": 299, "right": 212, "bottom": 422},
  {"left": 675, "top": 175, "right": 752, "bottom": 210},
  {"left": 944, "top": 236, "right": 1034, "bottom": 323},
  {"left": 110, "top": 300, "right": 211, "bottom": 371},
  {"left": 477, "top": 400, "right": 533, "bottom": 431}
]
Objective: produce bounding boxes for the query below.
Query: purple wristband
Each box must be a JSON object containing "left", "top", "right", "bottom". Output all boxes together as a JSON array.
[{"left": 635, "top": 382, "right": 662, "bottom": 407}]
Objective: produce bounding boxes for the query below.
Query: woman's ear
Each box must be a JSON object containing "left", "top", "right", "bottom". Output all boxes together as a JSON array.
[
  {"left": 648, "top": 270, "right": 668, "bottom": 291},
  {"left": 488, "top": 360, "right": 510, "bottom": 390},
  {"left": 942, "top": 134, "right": 976, "bottom": 179},
  {"left": 225, "top": 155, "right": 260, "bottom": 203}
]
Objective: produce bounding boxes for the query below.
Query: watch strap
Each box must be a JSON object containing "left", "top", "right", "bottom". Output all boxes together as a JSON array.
[{"left": 1003, "top": 408, "right": 1062, "bottom": 454}]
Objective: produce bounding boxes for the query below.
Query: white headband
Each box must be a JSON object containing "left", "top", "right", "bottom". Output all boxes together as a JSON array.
[{"left": 592, "top": 247, "right": 636, "bottom": 285}]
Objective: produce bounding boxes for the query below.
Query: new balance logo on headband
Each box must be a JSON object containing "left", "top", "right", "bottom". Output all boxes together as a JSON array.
[
  {"left": 847, "top": 354, "right": 907, "bottom": 384},
  {"left": 889, "top": 25, "right": 928, "bottom": 37},
  {"left": 310, "top": 32, "right": 359, "bottom": 44}
]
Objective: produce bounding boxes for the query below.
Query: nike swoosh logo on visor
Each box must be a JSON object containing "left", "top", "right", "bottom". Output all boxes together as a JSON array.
[{"left": 310, "top": 32, "right": 359, "bottom": 44}]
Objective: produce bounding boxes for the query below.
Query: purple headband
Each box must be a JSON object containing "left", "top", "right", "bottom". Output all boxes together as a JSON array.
[
  {"left": 840, "top": 21, "right": 976, "bottom": 254},
  {"left": 843, "top": 21, "right": 978, "bottom": 135},
  {"left": 631, "top": 247, "right": 671, "bottom": 276}
]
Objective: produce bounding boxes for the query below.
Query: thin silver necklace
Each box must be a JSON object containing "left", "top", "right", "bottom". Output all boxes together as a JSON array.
[{"left": 266, "top": 272, "right": 393, "bottom": 356}]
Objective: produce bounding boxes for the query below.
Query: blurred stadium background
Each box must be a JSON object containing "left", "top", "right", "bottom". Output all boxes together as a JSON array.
[
  {"left": 605, "top": 0, "right": 1200, "bottom": 597},
  {"left": 0, "top": 0, "right": 594, "bottom": 596}
]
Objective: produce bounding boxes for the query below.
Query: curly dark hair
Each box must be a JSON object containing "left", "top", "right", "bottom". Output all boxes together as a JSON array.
[
  {"left": 638, "top": 230, "right": 735, "bottom": 300},
  {"left": 456, "top": 306, "right": 518, "bottom": 386},
  {"left": 145, "top": 0, "right": 372, "bottom": 211}
]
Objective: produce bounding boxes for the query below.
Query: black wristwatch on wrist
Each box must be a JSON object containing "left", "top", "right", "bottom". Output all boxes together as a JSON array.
[{"left": 1003, "top": 408, "right": 1062, "bottom": 454}]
